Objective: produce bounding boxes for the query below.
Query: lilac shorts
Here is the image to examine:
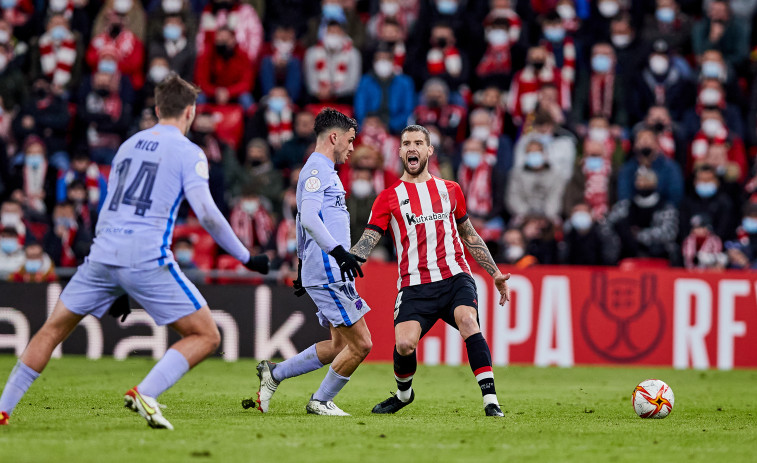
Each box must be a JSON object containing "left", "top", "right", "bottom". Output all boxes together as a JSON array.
[{"left": 305, "top": 281, "right": 370, "bottom": 328}]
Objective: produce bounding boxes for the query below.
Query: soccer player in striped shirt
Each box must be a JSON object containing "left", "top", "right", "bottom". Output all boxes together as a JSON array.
[{"left": 350, "top": 124, "right": 511, "bottom": 417}]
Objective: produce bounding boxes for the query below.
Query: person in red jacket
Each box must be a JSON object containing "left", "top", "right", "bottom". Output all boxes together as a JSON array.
[
  {"left": 194, "top": 26, "right": 254, "bottom": 110},
  {"left": 85, "top": 9, "right": 145, "bottom": 91}
]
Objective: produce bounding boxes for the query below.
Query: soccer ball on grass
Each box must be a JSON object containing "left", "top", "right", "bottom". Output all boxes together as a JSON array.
[{"left": 632, "top": 379, "right": 674, "bottom": 419}]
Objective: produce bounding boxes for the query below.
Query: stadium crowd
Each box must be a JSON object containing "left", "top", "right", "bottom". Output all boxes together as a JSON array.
[{"left": 3, "top": 0, "right": 757, "bottom": 283}]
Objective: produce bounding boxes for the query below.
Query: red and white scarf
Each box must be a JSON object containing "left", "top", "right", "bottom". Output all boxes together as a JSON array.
[
  {"left": 581, "top": 156, "right": 612, "bottom": 219},
  {"left": 682, "top": 233, "right": 722, "bottom": 269},
  {"left": 426, "top": 46, "right": 461, "bottom": 76},
  {"left": 229, "top": 204, "right": 274, "bottom": 249},
  {"left": 589, "top": 72, "right": 614, "bottom": 119},
  {"left": 265, "top": 105, "right": 293, "bottom": 149},
  {"left": 476, "top": 42, "right": 511, "bottom": 76},
  {"left": 310, "top": 40, "right": 354, "bottom": 93},
  {"left": 23, "top": 160, "right": 48, "bottom": 214},
  {"left": 544, "top": 36, "right": 575, "bottom": 85},
  {"left": 657, "top": 131, "right": 676, "bottom": 159},
  {"left": 458, "top": 155, "right": 495, "bottom": 217},
  {"left": 691, "top": 129, "right": 728, "bottom": 161},
  {"left": 198, "top": 3, "right": 263, "bottom": 61},
  {"left": 392, "top": 42, "right": 406, "bottom": 74},
  {"left": 39, "top": 30, "right": 77, "bottom": 87}
]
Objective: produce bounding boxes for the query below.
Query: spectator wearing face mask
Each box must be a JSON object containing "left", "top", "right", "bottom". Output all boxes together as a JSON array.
[
  {"left": 9, "top": 241, "right": 57, "bottom": 282},
  {"left": 572, "top": 42, "right": 628, "bottom": 127},
  {"left": 146, "top": 0, "right": 197, "bottom": 45},
  {"left": 77, "top": 46, "right": 135, "bottom": 165},
  {"left": 406, "top": 21, "right": 469, "bottom": 97},
  {"left": 196, "top": 0, "right": 263, "bottom": 63},
  {"left": 724, "top": 203, "right": 757, "bottom": 269},
  {"left": 93, "top": 0, "right": 147, "bottom": 42},
  {"left": 692, "top": 0, "right": 749, "bottom": 69},
  {"left": 679, "top": 165, "right": 735, "bottom": 242},
  {"left": 229, "top": 186, "right": 275, "bottom": 255},
  {"left": 696, "top": 49, "right": 742, "bottom": 107},
  {"left": 0, "top": 42, "right": 27, "bottom": 111},
  {"left": 86, "top": 9, "right": 146, "bottom": 91},
  {"left": 467, "top": 107, "right": 513, "bottom": 175},
  {"left": 0, "top": 0, "right": 34, "bottom": 42},
  {"left": 354, "top": 44, "right": 415, "bottom": 134},
  {"left": 245, "top": 87, "right": 295, "bottom": 151},
  {"left": 496, "top": 227, "right": 537, "bottom": 268},
  {"left": 686, "top": 107, "right": 747, "bottom": 183},
  {"left": 273, "top": 188, "right": 301, "bottom": 274},
  {"left": 65, "top": 179, "right": 96, "bottom": 233},
  {"left": 617, "top": 127, "right": 683, "bottom": 206},
  {"left": 540, "top": 11, "right": 576, "bottom": 90},
  {"left": 694, "top": 142, "right": 743, "bottom": 211},
  {"left": 185, "top": 110, "right": 231, "bottom": 214},
  {"left": 563, "top": 139, "right": 616, "bottom": 220},
  {"left": 457, "top": 137, "right": 506, "bottom": 239},
  {"left": 231, "top": 138, "right": 284, "bottom": 212},
  {"left": 274, "top": 110, "right": 315, "bottom": 172},
  {"left": 11, "top": 77, "right": 71, "bottom": 171},
  {"left": 171, "top": 236, "right": 204, "bottom": 283},
  {"left": 42, "top": 201, "right": 91, "bottom": 267},
  {"left": 507, "top": 45, "right": 570, "bottom": 127},
  {"left": 514, "top": 109, "right": 577, "bottom": 186},
  {"left": 639, "top": 0, "right": 693, "bottom": 56},
  {"left": 55, "top": 149, "right": 107, "bottom": 211},
  {"left": 148, "top": 14, "right": 196, "bottom": 82},
  {"left": 10, "top": 136, "right": 57, "bottom": 216},
  {"left": 339, "top": 144, "right": 398, "bottom": 205},
  {"left": 410, "top": 78, "right": 467, "bottom": 143},
  {"left": 681, "top": 213, "right": 727, "bottom": 270},
  {"left": 0, "top": 226, "right": 23, "bottom": 277},
  {"left": 609, "top": 14, "right": 644, "bottom": 85},
  {"left": 195, "top": 26, "right": 255, "bottom": 110},
  {"left": 366, "top": 0, "right": 410, "bottom": 43},
  {"left": 259, "top": 23, "right": 304, "bottom": 103},
  {"left": 304, "top": 19, "right": 362, "bottom": 103},
  {"left": 638, "top": 105, "right": 686, "bottom": 168},
  {"left": 506, "top": 138, "right": 566, "bottom": 224},
  {"left": 629, "top": 39, "right": 695, "bottom": 124},
  {"left": 607, "top": 167, "right": 679, "bottom": 262},
  {"left": 560, "top": 203, "right": 619, "bottom": 265},
  {"left": 304, "top": 0, "right": 366, "bottom": 50},
  {"left": 474, "top": 6, "right": 525, "bottom": 89},
  {"left": 29, "top": 13, "right": 84, "bottom": 96},
  {"left": 682, "top": 78, "right": 745, "bottom": 141},
  {"left": 141, "top": 55, "right": 172, "bottom": 108},
  {"left": 0, "top": 199, "right": 26, "bottom": 237}
]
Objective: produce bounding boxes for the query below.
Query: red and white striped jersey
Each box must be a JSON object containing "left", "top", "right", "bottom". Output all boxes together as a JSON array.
[{"left": 367, "top": 176, "right": 471, "bottom": 289}]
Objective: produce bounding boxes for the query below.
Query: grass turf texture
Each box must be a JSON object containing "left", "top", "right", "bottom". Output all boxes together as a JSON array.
[{"left": 1, "top": 355, "right": 755, "bottom": 463}]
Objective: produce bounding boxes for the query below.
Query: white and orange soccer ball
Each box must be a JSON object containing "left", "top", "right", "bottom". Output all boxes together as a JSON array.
[{"left": 632, "top": 379, "right": 675, "bottom": 419}]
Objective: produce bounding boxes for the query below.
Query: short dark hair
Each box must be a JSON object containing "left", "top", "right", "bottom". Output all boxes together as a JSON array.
[
  {"left": 313, "top": 108, "right": 357, "bottom": 138},
  {"left": 400, "top": 124, "right": 430, "bottom": 145},
  {"left": 154, "top": 74, "right": 200, "bottom": 119}
]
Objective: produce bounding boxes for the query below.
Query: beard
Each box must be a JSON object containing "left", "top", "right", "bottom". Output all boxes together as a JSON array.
[{"left": 401, "top": 155, "right": 427, "bottom": 177}]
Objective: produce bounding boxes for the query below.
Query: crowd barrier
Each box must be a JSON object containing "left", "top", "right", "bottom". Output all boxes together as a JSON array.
[{"left": 1, "top": 263, "right": 755, "bottom": 369}]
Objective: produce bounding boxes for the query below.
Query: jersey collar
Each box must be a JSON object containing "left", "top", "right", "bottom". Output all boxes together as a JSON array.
[{"left": 311, "top": 151, "right": 335, "bottom": 168}]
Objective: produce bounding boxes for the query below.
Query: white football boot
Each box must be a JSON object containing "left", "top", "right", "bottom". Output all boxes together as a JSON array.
[
  {"left": 255, "top": 361, "right": 280, "bottom": 413},
  {"left": 305, "top": 395, "right": 350, "bottom": 416},
  {"left": 124, "top": 386, "right": 174, "bottom": 430}
]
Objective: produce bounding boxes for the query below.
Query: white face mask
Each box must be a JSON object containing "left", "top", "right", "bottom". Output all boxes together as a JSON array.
[
  {"left": 486, "top": 29, "right": 508, "bottom": 47},
  {"left": 380, "top": 1, "right": 400, "bottom": 16},
  {"left": 323, "top": 33, "right": 343, "bottom": 50},
  {"left": 699, "top": 88, "right": 721, "bottom": 106},
  {"left": 570, "top": 211, "right": 593, "bottom": 231},
  {"left": 1, "top": 212, "right": 21, "bottom": 228},
  {"left": 241, "top": 200, "right": 260, "bottom": 214},
  {"left": 351, "top": 179, "right": 374, "bottom": 198},
  {"left": 113, "top": 0, "right": 133, "bottom": 14},
  {"left": 598, "top": 0, "right": 619, "bottom": 18},
  {"left": 588, "top": 127, "right": 609, "bottom": 142},
  {"left": 471, "top": 126, "right": 490, "bottom": 141},
  {"left": 0, "top": 30, "right": 9, "bottom": 44},
  {"left": 701, "top": 118, "right": 723, "bottom": 138},
  {"left": 429, "top": 132, "right": 441, "bottom": 147},
  {"left": 462, "top": 151, "right": 483, "bottom": 169},
  {"left": 373, "top": 59, "right": 394, "bottom": 79},
  {"left": 649, "top": 55, "right": 669, "bottom": 75},
  {"left": 610, "top": 34, "right": 631, "bottom": 48},
  {"left": 50, "top": 0, "right": 68, "bottom": 12},
  {"left": 557, "top": 4, "right": 576, "bottom": 19},
  {"left": 149, "top": 65, "right": 170, "bottom": 83},
  {"left": 506, "top": 245, "right": 524, "bottom": 262},
  {"left": 162, "top": 0, "right": 182, "bottom": 14}
]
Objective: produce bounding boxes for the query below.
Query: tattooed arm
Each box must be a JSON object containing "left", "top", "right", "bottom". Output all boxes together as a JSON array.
[
  {"left": 457, "top": 218, "right": 511, "bottom": 305},
  {"left": 350, "top": 229, "right": 382, "bottom": 261}
]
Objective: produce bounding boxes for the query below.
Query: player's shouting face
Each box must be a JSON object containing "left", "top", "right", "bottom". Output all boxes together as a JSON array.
[{"left": 400, "top": 130, "right": 433, "bottom": 177}]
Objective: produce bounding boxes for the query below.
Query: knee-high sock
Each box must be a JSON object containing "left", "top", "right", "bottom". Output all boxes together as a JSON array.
[
  {"left": 394, "top": 347, "right": 416, "bottom": 402},
  {"left": 137, "top": 349, "right": 190, "bottom": 398},
  {"left": 465, "top": 332, "right": 498, "bottom": 406},
  {"left": 271, "top": 344, "right": 323, "bottom": 382},
  {"left": 0, "top": 360, "right": 40, "bottom": 416},
  {"left": 312, "top": 366, "right": 349, "bottom": 402}
]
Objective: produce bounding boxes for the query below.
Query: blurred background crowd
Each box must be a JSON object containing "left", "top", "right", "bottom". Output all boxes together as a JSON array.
[{"left": 3, "top": 0, "right": 757, "bottom": 284}]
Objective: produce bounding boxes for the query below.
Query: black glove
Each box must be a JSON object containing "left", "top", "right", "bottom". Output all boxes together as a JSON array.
[
  {"left": 108, "top": 293, "right": 131, "bottom": 322},
  {"left": 292, "top": 258, "right": 306, "bottom": 297},
  {"left": 244, "top": 254, "right": 270, "bottom": 274},
  {"left": 329, "top": 245, "right": 365, "bottom": 282}
]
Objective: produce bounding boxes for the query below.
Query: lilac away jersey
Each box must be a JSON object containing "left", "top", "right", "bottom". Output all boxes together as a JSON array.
[
  {"left": 87, "top": 124, "right": 209, "bottom": 268},
  {"left": 296, "top": 152, "right": 351, "bottom": 286}
]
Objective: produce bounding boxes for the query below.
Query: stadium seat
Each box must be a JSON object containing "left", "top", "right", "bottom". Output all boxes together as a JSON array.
[
  {"left": 303, "top": 103, "right": 354, "bottom": 118},
  {"left": 618, "top": 258, "right": 671, "bottom": 271},
  {"left": 196, "top": 103, "right": 244, "bottom": 150},
  {"left": 172, "top": 224, "right": 217, "bottom": 270}
]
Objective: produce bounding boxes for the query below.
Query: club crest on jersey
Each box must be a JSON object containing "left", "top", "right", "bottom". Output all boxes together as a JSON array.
[
  {"left": 304, "top": 176, "right": 321, "bottom": 192},
  {"left": 405, "top": 210, "right": 450, "bottom": 226},
  {"left": 440, "top": 192, "right": 449, "bottom": 203}
]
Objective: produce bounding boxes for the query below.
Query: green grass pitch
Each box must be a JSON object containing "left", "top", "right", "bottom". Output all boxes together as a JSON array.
[{"left": 1, "top": 355, "right": 755, "bottom": 463}]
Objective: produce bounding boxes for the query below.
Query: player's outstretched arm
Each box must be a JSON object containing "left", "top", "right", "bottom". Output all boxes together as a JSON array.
[
  {"left": 457, "top": 218, "right": 510, "bottom": 305},
  {"left": 350, "top": 229, "right": 382, "bottom": 261},
  {"left": 185, "top": 186, "right": 269, "bottom": 274}
]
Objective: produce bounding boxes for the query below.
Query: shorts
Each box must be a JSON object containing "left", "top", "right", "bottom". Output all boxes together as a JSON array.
[
  {"left": 305, "top": 281, "right": 370, "bottom": 328},
  {"left": 393, "top": 273, "right": 478, "bottom": 337},
  {"left": 60, "top": 259, "right": 207, "bottom": 326}
]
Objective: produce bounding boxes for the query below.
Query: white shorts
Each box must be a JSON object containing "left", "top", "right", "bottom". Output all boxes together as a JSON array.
[
  {"left": 60, "top": 259, "right": 207, "bottom": 326},
  {"left": 305, "top": 281, "right": 370, "bottom": 328}
]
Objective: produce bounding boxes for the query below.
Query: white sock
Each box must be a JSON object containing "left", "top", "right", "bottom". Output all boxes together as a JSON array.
[
  {"left": 396, "top": 387, "right": 413, "bottom": 402},
  {"left": 483, "top": 394, "right": 498, "bottom": 407}
]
